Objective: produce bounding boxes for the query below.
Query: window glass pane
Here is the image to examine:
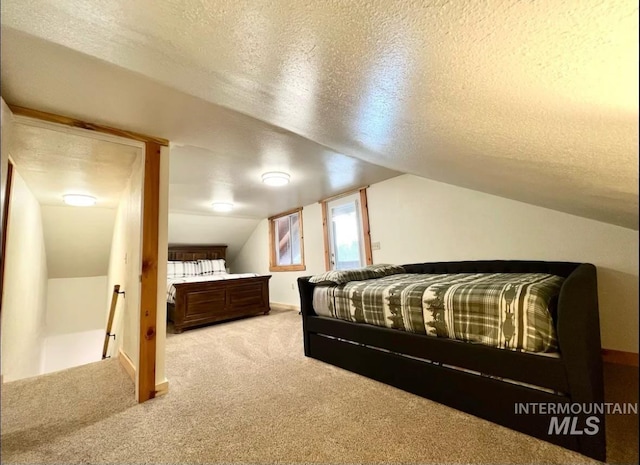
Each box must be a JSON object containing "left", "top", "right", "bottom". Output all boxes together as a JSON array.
[
  {"left": 273, "top": 212, "right": 303, "bottom": 267},
  {"left": 275, "top": 216, "right": 292, "bottom": 266},
  {"left": 331, "top": 201, "right": 362, "bottom": 270},
  {"left": 270, "top": 209, "right": 305, "bottom": 271},
  {"left": 290, "top": 213, "right": 301, "bottom": 264}
]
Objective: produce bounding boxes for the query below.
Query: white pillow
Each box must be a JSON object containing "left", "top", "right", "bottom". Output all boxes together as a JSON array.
[
  {"left": 182, "top": 261, "right": 201, "bottom": 277},
  {"left": 167, "top": 261, "right": 180, "bottom": 278},
  {"left": 167, "top": 260, "right": 200, "bottom": 278},
  {"left": 199, "top": 259, "right": 226, "bottom": 275}
]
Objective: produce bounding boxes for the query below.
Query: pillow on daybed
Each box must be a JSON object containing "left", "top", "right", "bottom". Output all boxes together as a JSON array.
[
  {"left": 198, "top": 259, "right": 226, "bottom": 275},
  {"left": 309, "top": 264, "right": 405, "bottom": 285}
]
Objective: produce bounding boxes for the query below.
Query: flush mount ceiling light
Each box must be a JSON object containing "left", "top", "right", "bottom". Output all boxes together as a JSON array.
[
  {"left": 261, "top": 171, "right": 290, "bottom": 187},
  {"left": 212, "top": 202, "right": 234, "bottom": 212},
  {"left": 63, "top": 194, "right": 96, "bottom": 207}
]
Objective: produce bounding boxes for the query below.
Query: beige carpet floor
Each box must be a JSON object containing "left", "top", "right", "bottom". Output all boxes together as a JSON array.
[{"left": 1, "top": 309, "right": 637, "bottom": 464}]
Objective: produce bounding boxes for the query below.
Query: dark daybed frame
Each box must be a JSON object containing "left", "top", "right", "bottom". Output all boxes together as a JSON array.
[
  {"left": 168, "top": 245, "right": 271, "bottom": 333},
  {"left": 298, "top": 260, "right": 605, "bottom": 461}
]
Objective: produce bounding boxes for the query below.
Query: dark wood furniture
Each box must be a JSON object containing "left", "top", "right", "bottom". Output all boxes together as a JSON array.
[
  {"left": 298, "top": 261, "right": 605, "bottom": 461},
  {"left": 168, "top": 245, "right": 228, "bottom": 261},
  {"left": 168, "top": 245, "right": 271, "bottom": 333}
]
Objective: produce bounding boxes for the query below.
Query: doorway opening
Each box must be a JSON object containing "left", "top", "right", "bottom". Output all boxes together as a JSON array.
[
  {"left": 1, "top": 117, "right": 142, "bottom": 378},
  {"left": 0, "top": 104, "right": 167, "bottom": 402}
]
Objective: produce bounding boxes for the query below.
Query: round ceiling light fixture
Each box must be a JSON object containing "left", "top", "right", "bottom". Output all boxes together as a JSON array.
[
  {"left": 63, "top": 194, "right": 97, "bottom": 207},
  {"left": 212, "top": 202, "right": 234, "bottom": 212},
  {"left": 261, "top": 171, "right": 290, "bottom": 187}
]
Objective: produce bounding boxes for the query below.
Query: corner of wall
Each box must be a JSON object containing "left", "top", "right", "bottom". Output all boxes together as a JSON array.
[
  {"left": 1, "top": 169, "right": 49, "bottom": 381},
  {"left": 155, "top": 145, "right": 170, "bottom": 386}
]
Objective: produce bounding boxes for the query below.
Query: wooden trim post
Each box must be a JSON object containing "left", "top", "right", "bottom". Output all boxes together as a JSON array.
[
  {"left": 8, "top": 105, "right": 169, "bottom": 146},
  {"left": 359, "top": 188, "right": 373, "bottom": 266},
  {"left": 139, "top": 141, "right": 160, "bottom": 402},
  {"left": 321, "top": 201, "right": 331, "bottom": 271}
]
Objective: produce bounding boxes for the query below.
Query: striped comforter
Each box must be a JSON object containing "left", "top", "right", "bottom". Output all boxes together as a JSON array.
[
  {"left": 166, "top": 273, "right": 260, "bottom": 304},
  {"left": 312, "top": 273, "right": 563, "bottom": 353}
]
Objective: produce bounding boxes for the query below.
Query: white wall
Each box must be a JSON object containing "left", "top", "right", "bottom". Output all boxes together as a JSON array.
[
  {"left": 105, "top": 145, "right": 169, "bottom": 392},
  {"left": 1, "top": 99, "right": 12, "bottom": 382},
  {"left": 105, "top": 186, "right": 129, "bottom": 360},
  {"left": 46, "top": 276, "right": 108, "bottom": 335},
  {"left": 107, "top": 154, "right": 142, "bottom": 372},
  {"left": 1, "top": 170, "right": 49, "bottom": 381},
  {"left": 1, "top": 99, "right": 12, "bottom": 291},
  {"left": 41, "top": 330, "right": 104, "bottom": 374},
  {"left": 233, "top": 174, "right": 638, "bottom": 353},
  {"left": 168, "top": 212, "right": 259, "bottom": 265},
  {"left": 41, "top": 206, "right": 116, "bottom": 278},
  {"left": 42, "top": 276, "right": 107, "bottom": 375},
  {"left": 156, "top": 145, "right": 169, "bottom": 387},
  {"left": 367, "top": 175, "right": 638, "bottom": 353}
]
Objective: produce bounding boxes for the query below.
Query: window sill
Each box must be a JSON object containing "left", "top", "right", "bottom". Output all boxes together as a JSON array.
[{"left": 269, "top": 265, "right": 306, "bottom": 272}]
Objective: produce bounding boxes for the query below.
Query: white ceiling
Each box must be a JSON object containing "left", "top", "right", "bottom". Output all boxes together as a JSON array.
[
  {"left": 168, "top": 213, "right": 260, "bottom": 265},
  {"left": 8, "top": 120, "right": 140, "bottom": 279},
  {"left": 10, "top": 122, "right": 139, "bottom": 208},
  {"left": 1, "top": 0, "right": 637, "bottom": 228},
  {"left": 0, "top": 29, "right": 401, "bottom": 220}
]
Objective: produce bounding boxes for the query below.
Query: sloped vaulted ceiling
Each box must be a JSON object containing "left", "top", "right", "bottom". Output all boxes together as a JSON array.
[{"left": 1, "top": 0, "right": 637, "bottom": 228}]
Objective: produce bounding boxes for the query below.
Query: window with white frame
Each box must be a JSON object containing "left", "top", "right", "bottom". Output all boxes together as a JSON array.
[{"left": 322, "top": 189, "right": 372, "bottom": 271}]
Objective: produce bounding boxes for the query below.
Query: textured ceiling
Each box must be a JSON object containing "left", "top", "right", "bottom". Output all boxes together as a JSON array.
[
  {"left": 0, "top": 29, "right": 401, "bottom": 219},
  {"left": 1, "top": 0, "right": 637, "bottom": 228},
  {"left": 10, "top": 122, "right": 140, "bottom": 208},
  {"left": 7, "top": 122, "right": 138, "bottom": 279},
  {"left": 168, "top": 140, "right": 396, "bottom": 218}
]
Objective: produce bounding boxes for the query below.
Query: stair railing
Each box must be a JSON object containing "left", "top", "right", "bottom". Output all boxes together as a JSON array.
[{"left": 102, "top": 284, "right": 125, "bottom": 359}]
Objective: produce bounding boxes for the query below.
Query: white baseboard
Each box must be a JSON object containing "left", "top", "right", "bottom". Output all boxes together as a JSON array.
[
  {"left": 118, "top": 348, "right": 136, "bottom": 382},
  {"left": 155, "top": 380, "right": 169, "bottom": 396},
  {"left": 270, "top": 302, "right": 300, "bottom": 312},
  {"left": 118, "top": 348, "right": 169, "bottom": 396}
]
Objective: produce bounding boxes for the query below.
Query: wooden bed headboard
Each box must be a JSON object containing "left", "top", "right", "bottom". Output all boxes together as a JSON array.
[{"left": 168, "top": 245, "right": 227, "bottom": 261}]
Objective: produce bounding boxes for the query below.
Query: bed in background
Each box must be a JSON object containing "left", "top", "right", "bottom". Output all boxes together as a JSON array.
[
  {"left": 167, "top": 245, "right": 271, "bottom": 333},
  {"left": 298, "top": 261, "right": 605, "bottom": 461}
]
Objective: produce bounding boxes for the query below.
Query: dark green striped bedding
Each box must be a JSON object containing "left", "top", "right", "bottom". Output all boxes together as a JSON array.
[{"left": 312, "top": 273, "right": 563, "bottom": 353}]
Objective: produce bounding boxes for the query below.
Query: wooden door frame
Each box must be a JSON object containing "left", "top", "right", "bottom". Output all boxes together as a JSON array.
[
  {"left": 0, "top": 160, "right": 14, "bottom": 315},
  {"left": 7, "top": 105, "right": 168, "bottom": 403},
  {"left": 139, "top": 141, "right": 160, "bottom": 402}
]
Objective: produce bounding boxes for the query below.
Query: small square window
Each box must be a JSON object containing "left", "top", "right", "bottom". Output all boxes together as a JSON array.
[{"left": 269, "top": 208, "right": 305, "bottom": 272}]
